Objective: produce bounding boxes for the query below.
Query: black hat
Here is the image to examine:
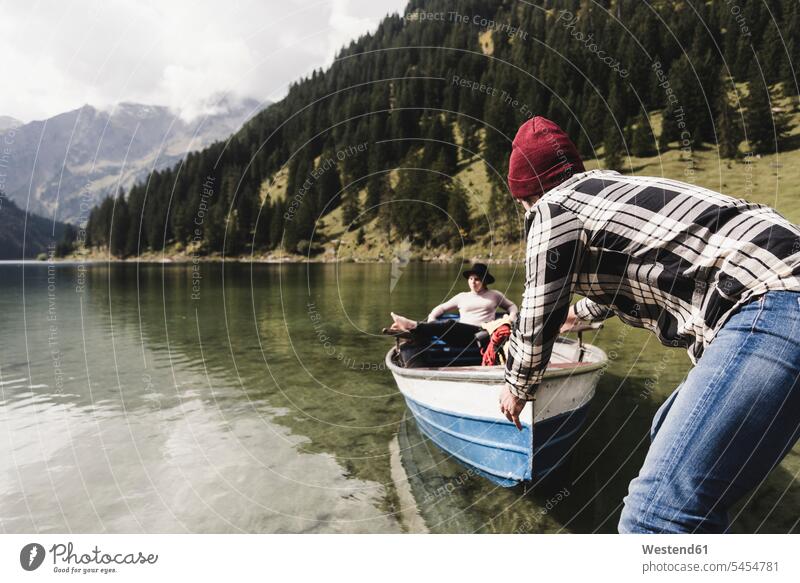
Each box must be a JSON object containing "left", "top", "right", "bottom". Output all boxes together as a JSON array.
[{"left": 462, "top": 263, "right": 495, "bottom": 285}]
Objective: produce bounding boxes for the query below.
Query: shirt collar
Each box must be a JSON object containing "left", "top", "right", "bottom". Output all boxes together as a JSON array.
[
  {"left": 524, "top": 169, "right": 620, "bottom": 219},
  {"left": 523, "top": 169, "right": 620, "bottom": 224},
  {"left": 558, "top": 168, "right": 618, "bottom": 190}
]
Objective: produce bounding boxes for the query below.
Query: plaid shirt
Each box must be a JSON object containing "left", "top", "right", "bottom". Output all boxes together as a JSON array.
[{"left": 504, "top": 169, "right": 800, "bottom": 399}]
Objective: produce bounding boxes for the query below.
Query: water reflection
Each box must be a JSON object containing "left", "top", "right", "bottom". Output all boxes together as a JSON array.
[{"left": 0, "top": 262, "right": 797, "bottom": 533}]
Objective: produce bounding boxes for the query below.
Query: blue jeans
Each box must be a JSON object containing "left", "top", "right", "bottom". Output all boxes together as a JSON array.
[{"left": 619, "top": 290, "right": 800, "bottom": 533}]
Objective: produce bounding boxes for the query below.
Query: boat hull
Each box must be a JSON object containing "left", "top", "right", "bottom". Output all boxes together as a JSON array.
[{"left": 387, "top": 341, "right": 606, "bottom": 487}]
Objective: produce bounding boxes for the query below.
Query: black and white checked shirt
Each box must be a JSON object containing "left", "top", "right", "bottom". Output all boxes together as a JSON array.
[{"left": 504, "top": 169, "right": 800, "bottom": 399}]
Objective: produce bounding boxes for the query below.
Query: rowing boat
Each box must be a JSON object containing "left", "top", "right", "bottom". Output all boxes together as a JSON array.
[{"left": 386, "top": 329, "right": 607, "bottom": 487}]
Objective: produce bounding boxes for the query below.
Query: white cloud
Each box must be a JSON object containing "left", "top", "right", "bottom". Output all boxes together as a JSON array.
[
  {"left": 0, "top": 0, "right": 407, "bottom": 122},
  {"left": 327, "top": 0, "right": 382, "bottom": 58}
]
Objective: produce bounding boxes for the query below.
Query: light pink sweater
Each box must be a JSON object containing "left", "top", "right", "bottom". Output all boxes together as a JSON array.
[{"left": 427, "top": 289, "right": 519, "bottom": 326}]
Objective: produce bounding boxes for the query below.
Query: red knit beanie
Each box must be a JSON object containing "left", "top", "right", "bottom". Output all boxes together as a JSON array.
[{"left": 507, "top": 116, "right": 585, "bottom": 199}]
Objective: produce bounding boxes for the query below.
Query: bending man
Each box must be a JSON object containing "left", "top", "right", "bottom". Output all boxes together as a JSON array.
[{"left": 500, "top": 116, "right": 800, "bottom": 534}]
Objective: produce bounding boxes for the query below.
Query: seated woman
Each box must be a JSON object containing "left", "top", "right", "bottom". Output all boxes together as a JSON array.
[{"left": 388, "top": 263, "right": 518, "bottom": 347}]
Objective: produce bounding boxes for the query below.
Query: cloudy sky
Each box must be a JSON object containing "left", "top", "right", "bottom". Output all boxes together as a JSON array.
[{"left": 0, "top": 0, "right": 409, "bottom": 123}]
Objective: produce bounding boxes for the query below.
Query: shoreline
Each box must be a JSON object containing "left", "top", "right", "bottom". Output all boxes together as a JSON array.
[
  {"left": 19, "top": 252, "right": 526, "bottom": 265},
  {"left": 26, "top": 243, "right": 527, "bottom": 265}
]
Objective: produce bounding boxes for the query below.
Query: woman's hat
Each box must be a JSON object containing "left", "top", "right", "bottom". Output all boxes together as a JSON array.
[{"left": 463, "top": 263, "right": 495, "bottom": 285}]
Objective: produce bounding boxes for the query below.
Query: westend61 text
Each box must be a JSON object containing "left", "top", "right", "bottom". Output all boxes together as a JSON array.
[{"left": 642, "top": 544, "right": 708, "bottom": 555}]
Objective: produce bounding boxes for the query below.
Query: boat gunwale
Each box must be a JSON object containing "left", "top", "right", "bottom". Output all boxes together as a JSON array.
[{"left": 385, "top": 343, "right": 608, "bottom": 383}]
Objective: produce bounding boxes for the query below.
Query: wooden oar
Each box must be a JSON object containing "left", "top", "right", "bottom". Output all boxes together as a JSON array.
[
  {"left": 559, "top": 322, "right": 604, "bottom": 334},
  {"left": 559, "top": 322, "right": 604, "bottom": 362}
]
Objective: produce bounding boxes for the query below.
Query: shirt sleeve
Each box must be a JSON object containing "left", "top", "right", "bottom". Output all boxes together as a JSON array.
[
  {"left": 573, "top": 298, "right": 615, "bottom": 322},
  {"left": 427, "top": 293, "right": 460, "bottom": 322},
  {"left": 504, "top": 203, "right": 585, "bottom": 400},
  {"left": 496, "top": 291, "right": 519, "bottom": 321}
]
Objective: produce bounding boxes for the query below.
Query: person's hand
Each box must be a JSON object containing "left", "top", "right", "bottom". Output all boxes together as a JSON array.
[
  {"left": 559, "top": 305, "right": 580, "bottom": 333},
  {"left": 499, "top": 385, "right": 527, "bottom": 431}
]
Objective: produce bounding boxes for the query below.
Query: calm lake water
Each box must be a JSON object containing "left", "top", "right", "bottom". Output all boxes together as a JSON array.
[{"left": 1, "top": 262, "right": 798, "bottom": 533}]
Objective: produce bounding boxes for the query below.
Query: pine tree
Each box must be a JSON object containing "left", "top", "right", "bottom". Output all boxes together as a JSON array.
[
  {"left": 482, "top": 71, "right": 515, "bottom": 187},
  {"left": 89, "top": 196, "right": 114, "bottom": 247},
  {"left": 110, "top": 192, "right": 129, "bottom": 257},
  {"left": 341, "top": 191, "right": 361, "bottom": 231},
  {"left": 253, "top": 200, "right": 273, "bottom": 250},
  {"left": 204, "top": 202, "right": 226, "bottom": 252},
  {"left": 269, "top": 199, "right": 285, "bottom": 250},
  {"left": 631, "top": 113, "right": 656, "bottom": 157},
  {"left": 291, "top": 199, "right": 315, "bottom": 251},
  {"left": 390, "top": 171, "right": 414, "bottom": 242},
  {"left": 365, "top": 175, "right": 384, "bottom": 218},
  {"left": 487, "top": 183, "right": 521, "bottom": 243},
  {"left": 377, "top": 181, "right": 395, "bottom": 244},
  {"left": 125, "top": 191, "right": 145, "bottom": 255},
  {"left": 604, "top": 122, "right": 625, "bottom": 169},
  {"left": 780, "top": 37, "right": 799, "bottom": 96},
  {"left": 716, "top": 79, "right": 742, "bottom": 159},
  {"left": 438, "top": 118, "right": 458, "bottom": 175},
  {"left": 577, "top": 93, "right": 605, "bottom": 158},
  {"left": 743, "top": 63, "right": 793, "bottom": 154},
  {"left": 224, "top": 209, "right": 242, "bottom": 256},
  {"left": 760, "top": 23, "right": 784, "bottom": 86},
  {"left": 781, "top": 0, "right": 800, "bottom": 95},
  {"left": 55, "top": 224, "right": 78, "bottom": 257},
  {"left": 458, "top": 119, "right": 480, "bottom": 159},
  {"left": 316, "top": 158, "right": 343, "bottom": 212},
  {"left": 235, "top": 184, "right": 259, "bottom": 251},
  {"left": 445, "top": 182, "right": 471, "bottom": 247},
  {"left": 421, "top": 114, "right": 445, "bottom": 167},
  {"left": 629, "top": 6, "right": 661, "bottom": 110},
  {"left": 657, "top": 53, "right": 719, "bottom": 149},
  {"left": 144, "top": 197, "right": 168, "bottom": 252},
  {"left": 606, "top": 79, "right": 627, "bottom": 130}
]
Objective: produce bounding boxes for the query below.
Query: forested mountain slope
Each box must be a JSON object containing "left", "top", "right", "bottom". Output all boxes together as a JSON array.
[
  {"left": 0, "top": 197, "right": 68, "bottom": 259},
  {"left": 79, "top": 0, "right": 800, "bottom": 259}
]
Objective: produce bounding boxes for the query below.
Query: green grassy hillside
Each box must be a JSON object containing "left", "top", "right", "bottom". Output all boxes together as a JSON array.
[
  {"left": 72, "top": 124, "right": 800, "bottom": 264},
  {"left": 322, "top": 152, "right": 800, "bottom": 264},
  {"left": 306, "top": 101, "right": 800, "bottom": 264}
]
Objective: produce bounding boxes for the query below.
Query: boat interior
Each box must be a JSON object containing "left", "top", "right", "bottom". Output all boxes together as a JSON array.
[{"left": 387, "top": 314, "right": 600, "bottom": 370}]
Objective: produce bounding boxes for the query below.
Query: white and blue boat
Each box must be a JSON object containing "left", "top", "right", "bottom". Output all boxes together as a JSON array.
[{"left": 386, "top": 329, "right": 607, "bottom": 487}]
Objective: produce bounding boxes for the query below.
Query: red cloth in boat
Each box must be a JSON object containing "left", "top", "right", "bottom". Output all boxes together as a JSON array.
[{"left": 481, "top": 323, "right": 511, "bottom": 366}]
